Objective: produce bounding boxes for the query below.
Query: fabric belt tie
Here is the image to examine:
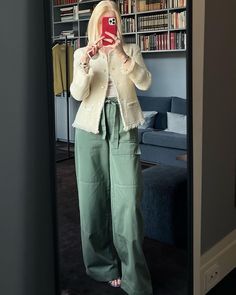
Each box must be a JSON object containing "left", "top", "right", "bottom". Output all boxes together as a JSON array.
[{"left": 101, "top": 97, "right": 119, "bottom": 149}]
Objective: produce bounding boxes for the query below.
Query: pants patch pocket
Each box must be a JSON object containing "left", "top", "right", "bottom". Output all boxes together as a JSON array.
[{"left": 112, "top": 142, "right": 141, "bottom": 156}]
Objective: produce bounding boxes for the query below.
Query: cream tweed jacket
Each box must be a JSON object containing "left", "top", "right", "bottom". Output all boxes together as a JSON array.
[{"left": 70, "top": 43, "right": 152, "bottom": 133}]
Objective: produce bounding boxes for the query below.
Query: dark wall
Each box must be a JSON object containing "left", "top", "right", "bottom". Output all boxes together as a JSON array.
[
  {"left": 201, "top": 0, "right": 236, "bottom": 254},
  {"left": 0, "top": 1, "right": 57, "bottom": 294}
]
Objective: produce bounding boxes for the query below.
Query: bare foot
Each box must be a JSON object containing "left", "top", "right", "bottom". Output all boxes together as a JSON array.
[{"left": 108, "top": 277, "right": 121, "bottom": 287}]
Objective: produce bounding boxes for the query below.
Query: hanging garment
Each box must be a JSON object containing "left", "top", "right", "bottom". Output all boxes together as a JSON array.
[{"left": 52, "top": 43, "right": 74, "bottom": 96}]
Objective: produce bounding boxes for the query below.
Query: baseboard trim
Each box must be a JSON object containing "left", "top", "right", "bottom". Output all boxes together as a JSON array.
[{"left": 200, "top": 229, "right": 236, "bottom": 294}]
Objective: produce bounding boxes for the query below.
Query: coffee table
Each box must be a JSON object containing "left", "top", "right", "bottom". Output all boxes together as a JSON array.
[{"left": 176, "top": 153, "right": 187, "bottom": 162}]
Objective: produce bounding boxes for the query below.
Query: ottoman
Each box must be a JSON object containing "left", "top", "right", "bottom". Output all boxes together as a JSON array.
[{"left": 141, "top": 164, "right": 188, "bottom": 249}]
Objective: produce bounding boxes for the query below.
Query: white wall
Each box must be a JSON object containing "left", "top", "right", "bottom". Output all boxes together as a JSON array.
[{"left": 137, "top": 53, "right": 187, "bottom": 98}]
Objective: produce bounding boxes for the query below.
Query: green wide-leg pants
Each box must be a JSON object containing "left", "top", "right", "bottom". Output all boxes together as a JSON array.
[{"left": 74, "top": 96, "right": 153, "bottom": 295}]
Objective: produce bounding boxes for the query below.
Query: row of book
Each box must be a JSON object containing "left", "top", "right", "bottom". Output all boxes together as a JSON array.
[
  {"left": 121, "top": 17, "right": 135, "bottom": 33},
  {"left": 59, "top": 7, "right": 93, "bottom": 22},
  {"left": 137, "top": 14, "right": 168, "bottom": 31},
  {"left": 170, "top": 31, "right": 186, "bottom": 49},
  {"left": 119, "top": 0, "right": 135, "bottom": 14},
  {"left": 169, "top": 0, "right": 186, "bottom": 8},
  {"left": 58, "top": 30, "right": 76, "bottom": 38},
  {"left": 139, "top": 33, "right": 168, "bottom": 50},
  {"left": 169, "top": 11, "right": 186, "bottom": 29},
  {"left": 60, "top": 6, "right": 78, "bottom": 22},
  {"left": 78, "top": 9, "right": 91, "bottom": 20},
  {"left": 54, "top": 0, "right": 77, "bottom": 5},
  {"left": 139, "top": 31, "right": 186, "bottom": 51},
  {"left": 54, "top": 0, "right": 186, "bottom": 11},
  {"left": 137, "top": 0, "right": 167, "bottom": 12}
]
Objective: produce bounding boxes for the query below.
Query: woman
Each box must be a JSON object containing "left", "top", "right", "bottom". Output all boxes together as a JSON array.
[{"left": 70, "top": 1, "right": 153, "bottom": 294}]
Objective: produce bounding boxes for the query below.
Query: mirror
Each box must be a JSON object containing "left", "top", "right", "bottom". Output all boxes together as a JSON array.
[{"left": 50, "top": 0, "right": 191, "bottom": 294}]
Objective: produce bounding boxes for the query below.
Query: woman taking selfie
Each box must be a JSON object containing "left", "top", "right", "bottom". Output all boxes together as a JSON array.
[{"left": 70, "top": 1, "right": 152, "bottom": 294}]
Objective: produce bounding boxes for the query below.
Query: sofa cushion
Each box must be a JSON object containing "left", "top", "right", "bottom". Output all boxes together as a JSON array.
[
  {"left": 137, "top": 96, "right": 172, "bottom": 130},
  {"left": 138, "top": 128, "right": 153, "bottom": 143},
  {"left": 153, "top": 112, "right": 168, "bottom": 130},
  {"left": 142, "top": 130, "right": 187, "bottom": 150},
  {"left": 171, "top": 97, "right": 186, "bottom": 114}
]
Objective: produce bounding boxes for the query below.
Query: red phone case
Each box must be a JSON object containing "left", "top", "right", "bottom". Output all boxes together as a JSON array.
[
  {"left": 101, "top": 16, "right": 117, "bottom": 46},
  {"left": 87, "top": 49, "right": 95, "bottom": 59}
]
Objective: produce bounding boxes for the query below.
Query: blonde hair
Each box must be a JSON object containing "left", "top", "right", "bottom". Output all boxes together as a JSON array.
[{"left": 86, "top": 0, "right": 124, "bottom": 47}]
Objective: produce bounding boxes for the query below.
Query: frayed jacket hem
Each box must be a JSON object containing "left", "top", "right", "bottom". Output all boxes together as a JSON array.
[{"left": 72, "top": 118, "right": 145, "bottom": 134}]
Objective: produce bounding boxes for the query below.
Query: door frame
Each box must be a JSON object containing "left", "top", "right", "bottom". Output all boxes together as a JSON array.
[
  {"left": 191, "top": 0, "right": 205, "bottom": 294},
  {"left": 43, "top": 0, "right": 204, "bottom": 294}
]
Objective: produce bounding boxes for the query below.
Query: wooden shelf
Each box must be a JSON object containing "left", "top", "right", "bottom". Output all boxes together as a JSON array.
[
  {"left": 53, "top": 2, "right": 77, "bottom": 8},
  {"left": 54, "top": 20, "right": 77, "bottom": 24},
  {"left": 141, "top": 49, "right": 186, "bottom": 53},
  {"left": 53, "top": 35, "right": 78, "bottom": 40},
  {"left": 136, "top": 8, "right": 168, "bottom": 15}
]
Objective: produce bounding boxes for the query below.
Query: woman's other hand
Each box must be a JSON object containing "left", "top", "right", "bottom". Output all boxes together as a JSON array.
[{"left": 81, "top": 36, "right": 105, "bottom": 63}]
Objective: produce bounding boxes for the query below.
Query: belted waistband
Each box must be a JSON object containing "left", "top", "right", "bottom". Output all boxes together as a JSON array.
[
  {"left": 104, "top": 96, "right": 119, "bottom": 104},
  {"left": 100, "top": 96, "right": 119, "bottom": 148}
]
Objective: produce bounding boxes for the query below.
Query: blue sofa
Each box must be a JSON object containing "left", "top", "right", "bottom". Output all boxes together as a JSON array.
[{"left": 137, "top": 96, "right": 187, "bottom": 168}]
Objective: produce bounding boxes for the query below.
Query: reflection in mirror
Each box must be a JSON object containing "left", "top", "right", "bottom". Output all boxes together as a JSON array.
[{"left": 51, "top": 0, "right": 190, "bottom": 294}]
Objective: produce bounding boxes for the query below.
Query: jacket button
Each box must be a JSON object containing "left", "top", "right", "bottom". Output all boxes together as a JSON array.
[
  {"left": 103, "top": 69, "right": 106, "bottom": 72},
  {"left": 111, "top": 67, "right": 115, "bottom": 70}
]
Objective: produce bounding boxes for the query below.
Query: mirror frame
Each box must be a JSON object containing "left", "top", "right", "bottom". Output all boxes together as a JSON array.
[{"left": 43, "top": 0, "right": 195, "bottom": 294}]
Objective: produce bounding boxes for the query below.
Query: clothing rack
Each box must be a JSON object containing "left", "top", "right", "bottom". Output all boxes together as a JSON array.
[{"left": 54, "top": 35, "right": 74, "bottom": 163}]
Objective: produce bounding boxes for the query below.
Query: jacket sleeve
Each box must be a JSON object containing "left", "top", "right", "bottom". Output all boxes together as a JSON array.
[
  {"left": 70, "top": 48, "right": 94, "bottom": 101},
  {"left": 119, "top": 44, "right": 152, "bottom": 91}
]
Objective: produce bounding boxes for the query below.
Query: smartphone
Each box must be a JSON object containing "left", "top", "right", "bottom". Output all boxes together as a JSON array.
[
  {"left": 87, "top": 42, "right": 100, "bottom": 59},
  {"left": 87, "top": 49, "right": 95, "bottom": 59},
  {"left": 101, "top": 16, "right": 117, "bottom": 46}
]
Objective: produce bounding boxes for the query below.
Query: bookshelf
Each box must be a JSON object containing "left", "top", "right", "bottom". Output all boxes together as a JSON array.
[{"left": 51, "top": 0, "right": 187, "bottom": 52}]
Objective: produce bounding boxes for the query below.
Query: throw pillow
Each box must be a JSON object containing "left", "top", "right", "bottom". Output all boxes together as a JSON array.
[
  {"left": 164, "top": 112, "right": 186, "bottom": 134},
  {"left": 139, "top": 111, "right": 158, "bottom": 129}
]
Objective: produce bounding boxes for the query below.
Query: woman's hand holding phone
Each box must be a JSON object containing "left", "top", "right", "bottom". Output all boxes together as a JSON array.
[
  {"left": 103, "top": 31, "right": 127, "bottom": 60},
  {"left": 80, "top": 36, "right": 105, "bottom": 64}
]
